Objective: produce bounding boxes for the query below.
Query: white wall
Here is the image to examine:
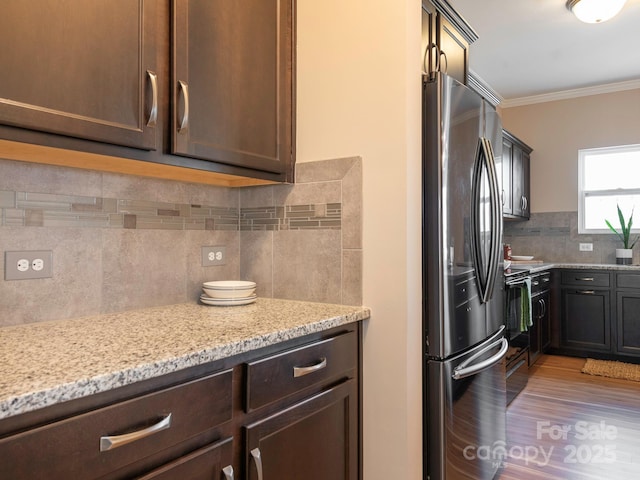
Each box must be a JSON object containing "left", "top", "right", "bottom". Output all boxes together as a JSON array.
[
  {"left": 297, "top": 1, "right": 423, "bottom": 479},
  {"left": 502, "top": 88, "right": 640, "bottom": 212}
]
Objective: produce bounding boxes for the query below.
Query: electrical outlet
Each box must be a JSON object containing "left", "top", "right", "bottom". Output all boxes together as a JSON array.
[
  {"left": 201, "top": 246, "right": 226, "bottom": 266},
  {"left": 579, "top": 243, "right": 593, "bottom": 252},
  {"left": 5, "top": 250, "right": 53, "bottom": 280}
]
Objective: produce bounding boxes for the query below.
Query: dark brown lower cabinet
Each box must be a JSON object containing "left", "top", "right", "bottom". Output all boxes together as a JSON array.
[
  {"left": 0, "top": 323, "right": 362, "bottom": 480},
  {"left": 245, "top": 380, "right": 358, "bottom": 480},
  {"left": 561, "top": 288, "right": 611, "bottom": 352},
  {"left": 139, "top": 437, "right": 234, "bottom": 480},
  {"left": 616, "top": 291, "right": 640, "bottom": 356}
]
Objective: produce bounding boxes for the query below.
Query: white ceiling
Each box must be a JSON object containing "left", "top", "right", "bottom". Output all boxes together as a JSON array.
[{"left": 448, "top": 0, "right": 640, "bottom": 105}]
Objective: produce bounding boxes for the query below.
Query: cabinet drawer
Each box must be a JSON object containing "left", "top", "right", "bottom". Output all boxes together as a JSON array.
[
  {"left": 561, "top": 271, "right": 610, "bottom": 287},
  {"left": 617, "top": 273, "right": 640, "bottom": 289},
  {"left": 246, "top": 330, "right": 357, "bottom": 411},
  {"left": 0, "top": 369, "right": 232, "bottom": 480}
]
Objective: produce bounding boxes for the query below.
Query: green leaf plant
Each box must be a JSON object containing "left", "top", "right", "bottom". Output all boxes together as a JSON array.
[{"left": 605, "top": 204, "right": 640, "bottom": 249}]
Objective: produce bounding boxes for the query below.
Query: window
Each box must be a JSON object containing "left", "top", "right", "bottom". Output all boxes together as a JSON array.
[{"left": 578, "top": 144, "right": 640, "bottom": 234}]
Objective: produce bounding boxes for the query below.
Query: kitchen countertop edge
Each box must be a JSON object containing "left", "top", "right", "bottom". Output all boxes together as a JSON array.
[
  {"left": 511, "top": 263, "right": 640, "bottom": 274},
  {"left": 0, "top": 298, "right": 370, "bottom": 420}
]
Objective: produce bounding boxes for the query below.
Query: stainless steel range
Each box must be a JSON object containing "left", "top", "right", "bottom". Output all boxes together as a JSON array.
[{"left": 504, "top": 267, "right": 531, "bottom": 405}]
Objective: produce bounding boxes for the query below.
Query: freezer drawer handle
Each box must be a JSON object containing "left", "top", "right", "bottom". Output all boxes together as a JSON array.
[
  {"left": 452, "top": 337, "right": 509, "bottom": 380},
  {"left": 100, "top": 413, "right": 172, "bottom": 452},
  {"left": 293, "top": 357, "right": 327, "bottom": 377}
]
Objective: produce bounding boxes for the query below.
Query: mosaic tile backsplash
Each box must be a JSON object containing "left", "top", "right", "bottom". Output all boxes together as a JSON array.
[
  {"left": 0, "top": 156, "right": 362, "bottom": 326},
  {"left": 0, "top": 191, "right": 341, "bottom": 232}
]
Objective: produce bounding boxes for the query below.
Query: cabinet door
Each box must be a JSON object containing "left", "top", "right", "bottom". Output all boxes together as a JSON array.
[
  {"left": 561, "top": 289, "right": 611, "bottom": 352},
  {"left": 436, "top": 15, "right": 469, "bottom": 85},
  {"left": 616, "top": 291, "right": 640, "bottom": 356},
  {"left": 137, "top": 437, "right": 234, "bottom": 480},
  {"left": 501, "top": 138, "right": 513, "bottom": 216},
  {"left": 512, "top": 146, "right": 526, "bottom": 217},
  {"left": 520, "top": 150, "right": 531, "bottom": 218},
  {"left": 529, "top": 296, "right": 541, "bottom": 366},
  {"left": 245, "top": 380, "right": 358, "bottom": 480},
  {"left": 172, "top": 0, "right": 294, "bottom": 175},
  {"left": 539, "top": 291, "right": 551, "bottom": 353},
  {"left": 0, "top": 0, "right": 158, "bottom": 150}
]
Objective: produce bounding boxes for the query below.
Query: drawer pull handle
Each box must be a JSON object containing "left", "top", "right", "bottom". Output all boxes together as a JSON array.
[
  {"left": 251, "top": 447, "right": 264, "bottom": 480},
  {"left": 147, "top": 70, "right": 158, "bottom": 127},
  {"left": 293, "top": 357, "right": 327, "bottom": 378},
  {"left": 222, "top": 465, "right": 235, "bottom": 480},
  {"left": 577, "top": 290, "right": 595, "bottom": 295},
  {"left": 575, "top": 277, "right": 594, "bottom": 281},
  {"left": 99, "top": 413, "right": 171, "bottom": 452}
]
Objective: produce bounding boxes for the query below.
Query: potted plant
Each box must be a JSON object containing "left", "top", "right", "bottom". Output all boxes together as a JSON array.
[{"left": 605, "top": 204, "right": 639, "bottom": 265}]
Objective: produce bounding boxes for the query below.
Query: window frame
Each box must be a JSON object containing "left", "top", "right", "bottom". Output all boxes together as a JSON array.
[{"left": 578, "top": 144, "right": 640, "bottom": 234}]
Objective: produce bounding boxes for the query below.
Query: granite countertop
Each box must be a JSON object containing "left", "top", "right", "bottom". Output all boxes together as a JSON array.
[
  {"left": 510, "top": 262, "right": 640, "bottom": 274},
  {"left": 0, "top": 298, "right": 370, "bottom": 420}
]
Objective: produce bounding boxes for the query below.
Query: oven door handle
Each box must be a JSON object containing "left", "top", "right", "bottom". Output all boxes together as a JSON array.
[{"left": 452, "top": 337, "right": 509, "bottom": 380}]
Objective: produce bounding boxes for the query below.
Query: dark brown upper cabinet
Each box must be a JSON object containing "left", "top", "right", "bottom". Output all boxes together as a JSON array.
[
  {"left": 172, "top": 0, "right": 294, "bottom": 175},
  {"left": 421, "top": 0, "right": 477, "bottom": 86},
  {"left": 0, "top": 0, "right": 295, "bottom": 186},
  {"left": 0, "top": 0, "right": 158, "bottom": 150},
  {"left": 502, "top": 130, "right": 533, "bottom": 220}
]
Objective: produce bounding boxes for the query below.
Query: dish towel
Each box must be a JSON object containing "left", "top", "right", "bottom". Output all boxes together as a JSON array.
[{"left": 520, "top": 277, "right": 532, "bottom": 332}]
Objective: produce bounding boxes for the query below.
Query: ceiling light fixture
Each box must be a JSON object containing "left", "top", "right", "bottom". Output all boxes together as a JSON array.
[{"left": 566, "top": 0, "right": 628, "bottom": 23}]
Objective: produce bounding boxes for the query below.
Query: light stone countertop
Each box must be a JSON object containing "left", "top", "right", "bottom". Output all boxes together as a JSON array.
[
  {"left": 0, "top": 298, "right": 370, "bottom": 420},
  {"left": 510, "top": 263, "right": 640, "bottom": 274}
]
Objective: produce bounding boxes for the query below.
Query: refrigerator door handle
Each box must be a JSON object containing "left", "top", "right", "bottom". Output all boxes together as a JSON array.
[
  {"left": 470, "top": 137, "right": 502, "bottom": 304},
  {"left": 484, "top": 137, "right": 503, "bottom": 302},
  {"left": 452, "top": 336, "right": 509, "bottom": 380}
]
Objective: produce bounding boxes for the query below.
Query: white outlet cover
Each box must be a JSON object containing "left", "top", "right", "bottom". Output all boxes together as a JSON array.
[{"left": 17, "top": 259, "right": 29, "bottom": 272}]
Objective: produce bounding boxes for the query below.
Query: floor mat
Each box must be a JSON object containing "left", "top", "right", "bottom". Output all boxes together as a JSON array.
[{"left": 582, "top": 358, "right": 640, "bottom": 382}]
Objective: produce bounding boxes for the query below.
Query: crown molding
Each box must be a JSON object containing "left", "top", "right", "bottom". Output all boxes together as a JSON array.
[
  {"left": 467, "top": 70, "right": 503, "bottom": 107},
  {"left": 500, "top": 79, "right": 640, "bottom": 108}
]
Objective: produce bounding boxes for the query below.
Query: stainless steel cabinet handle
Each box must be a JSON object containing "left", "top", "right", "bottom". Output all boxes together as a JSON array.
[
  {"left": 502, "top": 189, "right": 505, "bottom": 206},
  {"left": 524, "top": 196, "right": 528, "bottom": 212},
  {"left": 575, "top": 277, "right": 594, "bottom": 281},
  {"left": 423, "top": 43, "right": 440, "bottom": 77},
  {"left": 251, "top": 447, "right": 264, "bottom": 480},
  {"left": 178, "top": 80, "right": 190, "bottom": 133},
  {"left": 577, "top": 290, "right": 595, "bottom": 295},
  {"left": 222, "top": 465, "right": 235, "bottom": 480},
  {"left": 147, "top": 70, "right": 158, "bottom": 127},
  {"left": 541, "top": 298, "right": 546, "bottom": 317},
  {"left": 439, "top": 50, "right": 448, "bottom": 74},
  {"left": 100, "top": 413, "right": 171, "bottom": 452},
  {"left": 293, "top": 357, "right": 327, "bottom": 378}
]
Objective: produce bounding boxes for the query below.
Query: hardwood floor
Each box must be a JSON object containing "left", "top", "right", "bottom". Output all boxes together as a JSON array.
[{"left": 496, "top": 355, "right": 640, "bottom": 479}]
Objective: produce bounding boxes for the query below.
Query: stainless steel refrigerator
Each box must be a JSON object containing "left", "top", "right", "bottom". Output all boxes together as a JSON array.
[{"left": 422, "top": 72, "right": 507, "bottom": 480}]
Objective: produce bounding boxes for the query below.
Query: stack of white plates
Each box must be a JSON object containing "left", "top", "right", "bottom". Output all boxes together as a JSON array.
[{"left": 200, "top": 280, "right": 257, "bottom": 306}]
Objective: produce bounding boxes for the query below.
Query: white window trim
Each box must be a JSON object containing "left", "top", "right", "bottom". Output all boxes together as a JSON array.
[{"left": 578, "top": 144, "right": 640, "bottom": 234}]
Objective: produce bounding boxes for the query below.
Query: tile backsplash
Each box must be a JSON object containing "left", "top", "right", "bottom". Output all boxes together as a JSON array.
[
  {"left": 0, "top": 157, "right": 362, "bottom": 326},
  {"left": 504, "top": 211, "right": 635, "bottom": 264}
]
